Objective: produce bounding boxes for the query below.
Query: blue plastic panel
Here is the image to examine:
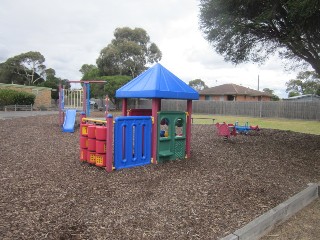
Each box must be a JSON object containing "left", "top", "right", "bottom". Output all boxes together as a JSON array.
[
  {"left": 60, "top": 89, "right": 64, "bottom": 109},
  {"left": 114, "top": 116, "right": 152, "bottom": 170}
]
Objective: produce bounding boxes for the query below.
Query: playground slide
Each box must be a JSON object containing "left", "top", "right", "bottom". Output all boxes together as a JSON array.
[{"left": 62, "top": 109, "right": 77, "bottom": 133}]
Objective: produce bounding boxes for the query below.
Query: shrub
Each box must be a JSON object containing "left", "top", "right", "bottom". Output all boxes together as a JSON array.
[
  {"left": 13, "top": 91, "right": 36, "bottom": 105},
  {"left": 0, "top": 89, "right": 16, "bottom": 105},
  {"left": 0, "top": 89, "right": 36, "bottom": 106}
]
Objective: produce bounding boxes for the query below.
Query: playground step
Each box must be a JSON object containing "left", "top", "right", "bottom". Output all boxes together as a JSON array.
[{"left": 159, "top": 150, "right": 174, "bottom": 157}]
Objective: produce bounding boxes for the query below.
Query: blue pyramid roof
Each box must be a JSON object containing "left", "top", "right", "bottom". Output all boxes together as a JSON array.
[{"left": 116, "top": 63, "right": 199, "bottom": 100}]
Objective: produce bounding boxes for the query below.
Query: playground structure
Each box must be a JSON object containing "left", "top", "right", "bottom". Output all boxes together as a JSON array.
[
  {"left": 79, "top": 63, "right": 199, "bottom": 172},
  {"left": 215, "top": 121, "right": 260, "bottom": 140},
  {"left": 234, "top": 121, "right": 260, "bottom": 134},
  {"left": 58, "top": 81, "right": 105, "bottom": 133},
  {"left": 215, "top": 122, "right": 237, "bottom": 140}
]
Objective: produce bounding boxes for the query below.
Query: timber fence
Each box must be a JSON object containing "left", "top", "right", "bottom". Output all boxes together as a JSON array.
[{"left": 128, "top": 99, "right": 320, "bottom": 120}]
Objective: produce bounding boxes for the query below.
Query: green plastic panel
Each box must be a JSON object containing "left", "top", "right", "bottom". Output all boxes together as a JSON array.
[{"left": 157, "top": 111, "right": 186, "bottom": 163}]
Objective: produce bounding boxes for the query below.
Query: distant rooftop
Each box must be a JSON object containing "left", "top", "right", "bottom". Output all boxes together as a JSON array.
[{"left": 199, "top": 83, "right": 271, "bottom": 97}]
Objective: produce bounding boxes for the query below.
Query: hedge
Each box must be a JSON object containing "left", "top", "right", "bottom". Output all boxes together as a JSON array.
[{"left": 0, "top": 89, "right": 36, "bottom": 106}]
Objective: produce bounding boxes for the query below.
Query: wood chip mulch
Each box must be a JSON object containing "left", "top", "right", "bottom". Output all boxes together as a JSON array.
[{"left": 0, "top": 113, "right": 319, "bottom": 240}]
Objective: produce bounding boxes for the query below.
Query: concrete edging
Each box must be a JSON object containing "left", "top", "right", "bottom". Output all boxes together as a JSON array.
[{"left": 221, "top": 183, "right": 319, "bottom": 240}]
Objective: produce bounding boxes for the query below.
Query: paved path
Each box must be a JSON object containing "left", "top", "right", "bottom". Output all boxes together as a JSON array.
[{"left": 0, "top": 111, "right": 58, "bottom": 120}]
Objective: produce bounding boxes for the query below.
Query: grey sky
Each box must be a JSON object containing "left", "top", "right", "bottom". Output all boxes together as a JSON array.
[{"left": 0, "top": 0, "right": 302, "bottom": 98}]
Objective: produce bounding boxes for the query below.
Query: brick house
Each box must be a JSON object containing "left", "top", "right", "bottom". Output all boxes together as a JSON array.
[
  {"left": 0, "top": 83, "right": 52, "bottom": 107},
  {"left": 199, "top": 83, "right": 272, "bottom": 101}
]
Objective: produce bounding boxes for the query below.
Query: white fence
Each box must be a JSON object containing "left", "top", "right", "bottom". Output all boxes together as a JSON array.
[{"left": 63, "top": 89, "right": 83, "bottom": 109}]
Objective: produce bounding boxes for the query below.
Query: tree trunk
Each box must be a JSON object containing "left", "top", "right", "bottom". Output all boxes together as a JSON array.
[{"left": 310, "top": 61, "right": 320, "bottom": 76}]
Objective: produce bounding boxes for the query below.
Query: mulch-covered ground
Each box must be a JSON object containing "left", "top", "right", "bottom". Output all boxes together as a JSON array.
[{"left": 0, "top": 112, "right": 319, "bottom": 240}]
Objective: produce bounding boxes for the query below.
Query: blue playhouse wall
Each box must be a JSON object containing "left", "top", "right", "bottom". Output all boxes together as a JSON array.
[{"left": 114, "top": 116, "right": 152, "bottom": 170}]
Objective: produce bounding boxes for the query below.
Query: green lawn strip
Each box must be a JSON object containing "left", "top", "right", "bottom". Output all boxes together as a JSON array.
[
  {"left": 105, "top": 112, "right": 319, "bottom": 135},
  {"left": 192, "top": 114, "right": 320, "bottom": 135}
]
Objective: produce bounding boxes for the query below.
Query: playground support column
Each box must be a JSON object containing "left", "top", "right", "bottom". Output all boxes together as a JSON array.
[
  {"left": 151, "top": 98, "right": 161, "bottom": 164},
  {"left": 58, "top": 83, "right": 63, "bottom": 127},
  {"left": 186, "top": 100, "right": 192, "bottom": 158},
  {"left": 122, "top": 98, "right": 127, "bottom": 116},
  {"left": 105, "top": 114, "right": 114, "bottom": 172},
  {"left": 85, "top": 83, "right": 90, "bottom": 116},
  {"left": 105, "top": 96, "right": 109, "bottom": 116},
  {"left": 83, "top": 83, "right": 87, "bottom": 113}
]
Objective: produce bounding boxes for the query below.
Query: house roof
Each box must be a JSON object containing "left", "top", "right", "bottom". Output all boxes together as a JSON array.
[
  {"left": 282, "top": 94, "right": 320, "bottom": 101},
  {"left": 199, "top": 83, "right": 271, "bottom": 97},
  {"left": 116, "top": 63, "right": 199, "bottom": 100}
]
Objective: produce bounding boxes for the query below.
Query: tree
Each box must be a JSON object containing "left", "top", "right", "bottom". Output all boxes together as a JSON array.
[
  {"left": 79, "top": 64, "right": 98, "bottom": 77},
  {"left": 88, "top": 79, "right": 106, "bottom": 99},
  {"left": 189, "top": 79, "right": 208, "bottom": 91},
  {"left": 0, "top": 62, "right": 25, "bottom": 84},
  {"left": 96, "top": 27, "right": 162, "bottom": 78},
  {"left": 98, "top": 75, "right": 132, "bottom": 108},
  {"left": 4, "top": 51, "right": 46, "bottom": 85},
  {"left": 39, "top": 68, "right": 70, "bottom": 101},
  {"left": 199, "top": 0, "right": 320, "bottom": 75},
  {"left": 80, "top": 64, "right": 100, "bottom": 81},
  {"left": 79, "top": 64, "right": 103, "bottom": 98},
  {"left": 44, "top": 68, "right": 56, "bottom": 81},
  {"left": 286, "top": 71, "right": 320, "bottom": 95},
  {"left": 263, "top": 88, "right": 280, "bottom": 101},
  {"left": 288, "top": 91, "right": 300, "bottom": 97}
]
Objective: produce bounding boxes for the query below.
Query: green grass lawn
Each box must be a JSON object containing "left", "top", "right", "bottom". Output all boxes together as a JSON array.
[
  {"left": 192, "top": 114, "right": 320, "bottom": 135},
  {"left": 102, "top": 111, "right": 320, "bottom": 135}
]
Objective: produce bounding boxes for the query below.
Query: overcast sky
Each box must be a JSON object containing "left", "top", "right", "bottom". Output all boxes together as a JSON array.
[{"left": 0, "top": 0, "right": 304, "bottom": 98}]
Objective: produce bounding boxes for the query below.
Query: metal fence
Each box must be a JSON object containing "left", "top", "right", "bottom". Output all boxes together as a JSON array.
[
  {"left": 128, "top": 99, "right": 320, "bottom": 120},
  {"left": 2, "top": 104, "right": 33, "bottom": 111}
]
